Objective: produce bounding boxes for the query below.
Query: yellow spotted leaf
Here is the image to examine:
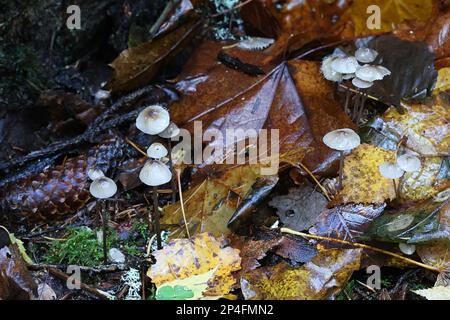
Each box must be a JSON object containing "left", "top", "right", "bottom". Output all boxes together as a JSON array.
[
  {"left": 333, "top": 144, "right": 396, "bottom": 205},
  {"left": 350, "top": 0, "right": 433, "bottom": 36},
  {"left": 434, "top": 67, "right": 450, "bottom": 95},
  {"left": 148, "top": 233, "right": 241, "bottom": 297},
  {"left": 400, "top": 157, "right": 450, "bottom": 202},
  {"left": 240, "top": 248, "right": 361, "bottom": 300},
  {"left": 382, "top": 103, "right": 450, "bottom": 156}
]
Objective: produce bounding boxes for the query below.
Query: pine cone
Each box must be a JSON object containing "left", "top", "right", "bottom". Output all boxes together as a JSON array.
[{"left": 1, "top": 138, "right": 126, "bottom": 222}]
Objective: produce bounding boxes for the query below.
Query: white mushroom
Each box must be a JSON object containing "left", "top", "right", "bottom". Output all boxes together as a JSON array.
[
  {"left": 237, "top": 37, "right": 274, "bottom": 51},
  {"left": 87, "top": 168, "right": 105, "bottom": 181},
  {"left": 323, "top": 128, "right": 361, "bottom": 151},
  {"left": 376, "top": 66, "right": 391, "bottom": 77},
  {"left": 147, "top": 142, "right": 168, "bottom": 159},
  {"left": 355, "top": 47, "right": 378, "bottom": 63},
  {"left": 342, "top": 73, "right": 356, "bottom": 80},
  {"left": 397, "top": 154, "right": 421, "bottom": 172},
  {"left": 321, "top": 55, "right": 343, "bottom": 82},
  {"left": 379, "top": 162, "right": 405, "bottom": 179},
  {"left": 352, "top": 77, "right": 373, "bottom": 89},
  {"left": 136, "top": 105, "right": 170, "bottom": 135},
  {"left": 331, "top": 56, "right": 360, "bottom": 74},
  {"left": 399, "top": 243, "right": 416, "bottom": 255},
  {"left": 355, "top": 65, "right": 386, "bottom": 82},
  {"left": 90, "top": 177, "right": 117, "bottom": 199},
  {"left": 158, "top": 122, "right": 180, "bottom": 139},
  {"left": 323, "top": 128, "right": 361, "bottom": 189},
  {"left": 139, "top": 160, "right": 172, "bottom": 187}
]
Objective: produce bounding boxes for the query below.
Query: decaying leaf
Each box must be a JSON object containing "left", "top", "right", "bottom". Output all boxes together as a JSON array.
[
  {"left": 332, "top": 144, "right": 396, "bottom": 205},
  {"left": 382, "top": 102, "right": 450, "bottom": 157},
  {"left": 349, "top": 0, "right": 433, "bottom": 36},
  {"left": 240, "top": 248, "right": 361, "bottom": 300},
  {"left": 364, "top": 200, "right": 450, "bottom": 245},
  {"left": 400, "top": 157, "right": 450, "bottom": 202},
  {"left": 413, "top": 286, "right": 450, "bottom": 300},
  {"left": 147, "top": 233, "right": 241, "bottom": 297},
  {"left": 269, "top": 185, "right": 327, "bottom": 232},
  {"left": 417, "top": 242, "right": 449, "bottom": 273},
  {"left": 310, "top": 203, "right": 386, "bottom": 241},
  {"left": 108, "top": 19, "right": 201, "bottom": 93},
  {"left": 434, "top": 67, "right": 450, "bottom": 94},
  {"left": 161, "top": 165, "right": 278, "bottom": 238},
  {"left": 155, "top": 269, "right": 215, "bottom": 300}
]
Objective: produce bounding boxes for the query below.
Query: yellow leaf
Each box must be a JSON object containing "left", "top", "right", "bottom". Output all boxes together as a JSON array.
[
  {"left": 333, "top": 144, "right": 396, "bottom": 205},
  {"left": 148, "top": 233, "right": 241, "bottom": 297},
  {"left": 161, "top": 165, "right": 278, "bottom": 238},
  {"left": 434, "top": 67, "right": 450, "bottom": 94},
  {"left": 350, "top": 0, "right": 433, "bottom": 36},
  {"left": 382, "top": 103, "right": 450, "bottom": 156},
  {"left": 155, "top": 269, "right": 215, "bottom": 300},
  {"left": 240, "top": 248, "right": 361, "bottom": 300}
]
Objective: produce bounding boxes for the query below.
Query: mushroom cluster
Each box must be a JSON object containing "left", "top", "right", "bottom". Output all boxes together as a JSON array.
[
  {"left": 321, "top": 47, "right": 391, "bottom": 123},
  {"left": 135, "top": 105, "right": 180, "bottom": 249}
]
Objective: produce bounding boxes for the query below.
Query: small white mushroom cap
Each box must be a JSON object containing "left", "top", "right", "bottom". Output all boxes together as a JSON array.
[
  {"left": 136, "top": 105, "right": 170, "bottom": 135},
  {"left": 90, "top": 177, "right": 117, "bottom": 199},
  {"left": 147, "top": 142, "right": 168, "bottom": 159},
  {"left": 342, "top": 73, "right": 356, "bottom": 80},
  {"left": 376, "top": 66, "right": 391, "bottom": 77},
  {"left": 379, "top": 162, "right": 404, "bottom": 179},
  {"left": 321, "top": 56, "right": 343, "bottom": 82},
  {"left": 331, "top": 56, "right": 360, "bottom": 74},
  {"left": 399, "top": 243, "right": 416, "bottom": 255},
  {"left": 355, "top": 47, "right": 378, "bottom": 63},
  {"left": 158, "top": 122, "right": 180, "bottom": 139},
  {"left": 87, "top": 168, "right": 105, "bottom": 181},
  {"left": 139, "top": 160, "right": 172, "bottom": 187},
  {"left": 352, "top": 77, "right": 373, "bottom": 89},
  {"left": 397, "top": 154, "right": 421, "bottom": 172},
  {"left": 237, "top": 37, "right": 274, "bottom": 51},
  {"left": 322, "top": 128, "right": 361, "bottom": 151},
  {"left": 355, "top": 65, "right": 386, "bottom": 82}
]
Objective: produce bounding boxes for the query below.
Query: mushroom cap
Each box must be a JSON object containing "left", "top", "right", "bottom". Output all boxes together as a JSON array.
[
  {"left": 376, "top": 66, "right": 391, "bottom": 77},
  {"left": 237, "top": 37, "right": 274, "bottom": 51},
  {"left": 158, "top": 122, "right": 180, "bottom": 139},
  {"left": 89, "top": 177, "right": 117, "bottom": 199},
  {"left": 139, "top": 160, "right": 172, "bottom": 186},
  {"left": 397, "top": 154, "right": 421, "bottom": 172},
  {"left": 355, "top": 47, "right": 378, "bottom": 63},
  {"left": 342, "top": 73, "right": 355, "bottom": 80},
  {"left": 355, "top": 65, "right": 385, "bottom": 82},
  {"left": 136, "top": 105, "right": 170, "bottom": 135},
  {"left": 322, "top": 128, "right": 361, "bottom": 151},
  {"left": 379, "top": 162, "right": 404, "bottom": 179},
  {"left": 87, "top": 168, "right": 105, "bottom": 181},
  {"left": 352, "top": 77, "right": 373, "bottom": 89},
  {"left": 147, "top": 142, "right": 168, "bottom": 159},
  {"left": 321, "top": 56, "right": 343, "bottom": 82},
  {"left": 398, "top": 243, "right": 416, "bottom": 255},
  {"left": 331, "top": 56, "right": 359, "bottom": 74}
]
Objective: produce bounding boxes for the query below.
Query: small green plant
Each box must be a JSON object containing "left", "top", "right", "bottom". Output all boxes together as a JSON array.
[{"left": 43, "top": 227, "right": 117, "bottom": 267}]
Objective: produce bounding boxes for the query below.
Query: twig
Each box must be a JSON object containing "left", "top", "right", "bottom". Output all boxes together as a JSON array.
[
  {"left": 280, "top": 227, "right": 442, "bottom": 273},
  {"left": 149, "top": 0, "right": 181, "bottom": 39},
  {"left": 175, "top": 168, "right": 190, "bottom": 238},
  {"left": 290, "top": 162, "right": 331, "bottom": 201},
  {"left": 125, "top": 138, "right": 147, "bottom": 157}
]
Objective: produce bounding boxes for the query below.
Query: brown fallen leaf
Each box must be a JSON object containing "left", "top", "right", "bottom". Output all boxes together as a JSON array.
[
  {"left": 240, "top": 248, "right": 361, "bottom": 300},
  {"left": 147, "top": 232, "right": 241, "bottom": 297},
  {"left": 332, "top": 144, "right": 396, "bottom": 205},
  {"left": 417, "top": 242, "right": 449, "bottom": 274},
  {"left": 108, "top": 19, "right": 201, "bottom": 93}
]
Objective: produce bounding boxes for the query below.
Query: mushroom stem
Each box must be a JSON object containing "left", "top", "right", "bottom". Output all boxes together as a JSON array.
[
  {"left": 152, "top": 186, "right": 162, "bottom": 249},
  {"left": 101, "top": 200, "right": 108, "bottom": 265},
  {"left": 344, "top": 90, "right": 351, "bottom": 115},
  {"left": 167, "top": 141, "right": 177, "bottom": 204},
  {"left": 356, "top": 93, "right": 367, "bottom": 124},
  {"left": 352, "top": 93, "right": 361, "bottom": 122},
  {"left": 176, "top": 168, "right": 191, "bottom": 238},
  {"left": 393, "top": 179, "right": 400, "bottom": 199},
  {"left": 338, "top": 150, "right": 344, "bottom": 190}
]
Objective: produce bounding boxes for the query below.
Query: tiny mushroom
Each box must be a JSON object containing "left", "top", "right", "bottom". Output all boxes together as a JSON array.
[
  {"left": 136, "top": 105, "right": 170, "bottom": 135},
  {"left": 323, "top": 128, "right": 361, "bottom": 189},
  {"left": 158, "top": 122, "right": 180, "bottom": 139},
  {"left": 89, "top": 176, "right": 117, "bottom": 199},
  {"left": 397, "top": 154, "right": 422, "bottom": 172},
  {"left": 399, "top": 243, "right": 416, "bottom": 255},
  {"left": 237, "top": 37, "right": 274, "bottom": 51},
  {"left": 331, "top": 56, "right": 360, "bottom": 74},
  {"left": 379, "top": 161, "right": 404, "bottom": 199},
  {"left": 355, "top": 65, "right": 387, "bottom": 82},
  {"left": 352, "top": 77, "right": 373, "bottom": 89},
  {"left": 147, "top": 142, "right": 168, "bottom": 159},
  {"left": 139, "top": 160, "right": 172, "bottom": 187},
  {"left": 321, "top": 55, "right": 343, "bottom": 82},
  {"left": 355, "top": 47, "right": 378, "bottom": 63},
  {"left": 88, "top": 168, "right": 105, "bottom": 181}
]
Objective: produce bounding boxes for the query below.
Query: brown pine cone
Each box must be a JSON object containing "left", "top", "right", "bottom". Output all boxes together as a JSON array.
[{"left": 1, "top": 138, "right": 126, "bottom": 222}]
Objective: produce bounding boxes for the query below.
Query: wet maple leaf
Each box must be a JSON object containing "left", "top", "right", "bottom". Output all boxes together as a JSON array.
[
  {"left": 417, "top": 241, "right": 450, "bottom": 273},
  {"left": 332, "top": 144, "right": 396, "bottom": 205},
  {"left": 240, "top": 248, "right": 361, "bottom": 300},
  {"left": 147, "top": 232, "right": 241, "bottom": 297}
]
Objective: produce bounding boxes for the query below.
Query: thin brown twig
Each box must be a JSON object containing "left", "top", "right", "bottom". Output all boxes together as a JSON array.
[
  {"left": 149, "top": 0, "right": 181, "bottom": 39},
  {"left": 280, "top": 227, "right": 442, "bottom": 273},
  {"left": 125, "top": 137, "right": 147, "bottom": 157}
]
